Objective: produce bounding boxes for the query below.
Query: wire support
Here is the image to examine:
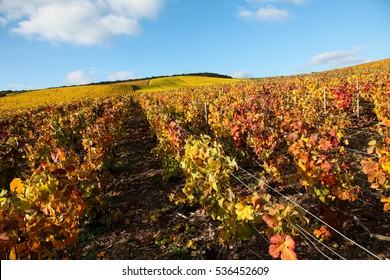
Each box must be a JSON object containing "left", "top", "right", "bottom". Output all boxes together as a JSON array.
[
  {"left": 229, "top": 171, "right": 275, "bottom": 208},
  {"left": 236, "top": 165, "right": 383, "bottom": 260},
  {"left": 292, "top": 224, "right": 336, "bottom": 260},
  {"left": 249, "top": 224, "right": 271, "bottom": 245}
]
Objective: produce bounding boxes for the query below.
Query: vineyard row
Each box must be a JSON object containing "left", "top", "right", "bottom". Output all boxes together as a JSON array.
[{"left": 133, "top": 65, "right": 390, "bottom": 259}]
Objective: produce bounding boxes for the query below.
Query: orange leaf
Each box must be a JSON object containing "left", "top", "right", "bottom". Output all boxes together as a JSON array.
[
  {"left": 362, "top": 160, "right": 378, "bottom": 182},
  {"left": 319, "top": 138, "right": 332, "bottom": 151},
  {"left": 264, "top": 214, "right": 277, "bottom": 228},
  {"left": 313, "top": 225, "right": 332, "bottom": 242},
  {"left": 320, "top": 161, "right": 331, "bottom": 172},
  {"left": 252, "top": 192, "right": 261, "bottom": 209},
  {"left": 362, "top": 160, "right": 386, "bottom": 185},
  {"left": 287, "top": 132, "right": 298, "bottom": 143},
  {"left": 380, "top": 197, "right": 390, "bottom": 212},
  {"left": 10, "top": 178, "right": 24, "bottom": 195},
  {"left": 269, "top": 234, "right": 297, "bottom": 260}
]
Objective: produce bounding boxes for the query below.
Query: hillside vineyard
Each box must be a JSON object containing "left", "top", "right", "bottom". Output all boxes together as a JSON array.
[{"left": 0, "top": 60, "right": 389, "bottom": 259}]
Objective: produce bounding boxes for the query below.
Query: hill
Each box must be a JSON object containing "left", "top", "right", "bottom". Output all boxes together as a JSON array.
[{"left": 0, "top": 74, "right": 239, "bottom": 113}]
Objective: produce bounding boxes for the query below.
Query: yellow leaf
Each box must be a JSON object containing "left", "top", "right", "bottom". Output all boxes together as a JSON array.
[
  {"left": 297, "top": 160, "right": 306, "bottom": 172},
  {"left": 368, "top": 140, "right": 377, "bottom": 146},
  {"left": 9, "top": 247, "right": 17, "bottom": 260},
  {"left": 235, "top": 202, "right": 254, "bottom": 221},
  {"left": 381, "top": 162, "right": 390, "bottom": 174},
  {"left": 187, "top": 240, "right": 197, "bottom": 249},
  {"left": 10, "top": 178, "right": 24, "bottom": 195}
]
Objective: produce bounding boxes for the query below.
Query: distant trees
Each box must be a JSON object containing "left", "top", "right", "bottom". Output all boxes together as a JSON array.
[{"left": 0, "top": 90, "right": 27, "bottom": 97}]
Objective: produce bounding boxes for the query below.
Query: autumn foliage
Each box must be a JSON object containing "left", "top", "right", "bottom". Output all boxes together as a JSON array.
[
  {"left": 1, "top": 60, "right": 389, "bottom": 260},
  {"left": 0, "top": 96, "right": 132, "bottom": 259},
  {"left": 136, "top": 60, "right": 390, "bottom": 259}
]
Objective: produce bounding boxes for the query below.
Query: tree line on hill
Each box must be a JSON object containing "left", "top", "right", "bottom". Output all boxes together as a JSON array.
[{"left": 0, "top": 90, "right": 29, "bottom": 97}]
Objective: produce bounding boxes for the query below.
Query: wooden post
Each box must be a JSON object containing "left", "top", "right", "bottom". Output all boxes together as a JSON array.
[
  {"left": 356, "top": 82, "right": 360, "bottom": 118},
  {"left": 204, "top": 102, "right": 209, "bottom": 135},
  {"left": 323, "top": 87, "right": 327, "bottom": 114}
]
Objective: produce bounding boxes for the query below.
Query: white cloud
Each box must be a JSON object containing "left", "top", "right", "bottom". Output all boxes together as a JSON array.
[
  {"left": 238, "top": 0, "right": 306, "bottom": 22},
  {"left": 107, "top": 71, "right": 137, "bottom": 81},
  {"left": 66, "top": 70, "right": 92, "bottom": 85},
  {"left": 310, "top": 47, "right": 367, "bottom": 68},
  {"left": 232, "top": 70, "right": 252, "bottom": 78},
  {"left": 0, "top": 0, "right": 165, "bottom": 46},
  {"left": 238, "top": 5, "right": 290, "bottom": 21}
]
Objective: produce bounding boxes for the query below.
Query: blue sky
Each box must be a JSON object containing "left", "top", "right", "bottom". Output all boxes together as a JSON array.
[{"left": 0, "top": 0, "right": 389, "bottom": 90}]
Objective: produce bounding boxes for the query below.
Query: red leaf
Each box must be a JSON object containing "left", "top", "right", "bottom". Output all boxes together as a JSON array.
[
  {"left": 319, "top": 138, "right": 332, "bottom": 151},
  {"left": 269, "top": 234, "right": 297, "bottom": 260},
  {"left": 322, "top": 174, "right": 337, "bottom": 186},
  {"left": 293, "top": 121, "right": 303, "bottom": 130}
]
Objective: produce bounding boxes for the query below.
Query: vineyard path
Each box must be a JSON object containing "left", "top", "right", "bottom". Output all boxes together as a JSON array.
[{"left": 71, "top": 101, "right": 259, "bottom": 260}]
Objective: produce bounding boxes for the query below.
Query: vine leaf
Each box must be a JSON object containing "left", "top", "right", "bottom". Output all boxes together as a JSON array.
[
  {"left": 319, "top": 138, "right": 332, "bottom": 151},
  {"left": 362, "top": 160, "right": 386, "bottom": 184},
  {"left": 269, "top": 234, "right": 297, "bottom": 260},
  {"left": 264, "top": 214, "right": 277, "bottom": 228},
  {"left": 51, "top": 148, "right": 65, "bottom": 163},
  {"left": 381, "top": 162, "right": 390, "bottom": 174},
  {"left": 320, "top": 161, "right": 331, "bottom": 172},
  {"left": 10, "top": 178, "right": 24, "bottom": 195},
  {"left": 367, "top": 140, "right": 376, "bottom": 154},
  {"left": 235, "top": 202, "right": 254, "bottom": 221},
  {"left": 380, "top": 197, "right": 390, "bottom": 212},
  {"left": 9, "top": 247, "right": 17, "bottom": 260},
  {"left": 313, "top": 225, "right": 332, "bottom": 242},
  {"left": 322, "top": 174, "right": 337, "bottom": 186}
]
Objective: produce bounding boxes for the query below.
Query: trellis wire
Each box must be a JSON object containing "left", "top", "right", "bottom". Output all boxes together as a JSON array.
[
  {"left": 293, "top": 224, "right": 346, "bottom": 260},
  {"left": 229, "top": 167, "right": 347, "bottom": 260},
  {"left": 236, "top": 165, "right": 383, "bottom": 260},
  {"left": 230, "top": 170, "right": 338, "bottom": 260}
]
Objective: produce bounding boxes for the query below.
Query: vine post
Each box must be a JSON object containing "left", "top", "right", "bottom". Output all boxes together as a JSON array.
[
  {"left": 323, "top": 87, "right": 327, "bottom": 114},
  {"left": 356, "top": 82, "right": 360, "bottom": 118},
  {"left": 204, "top": 102, "right": 209, "bottom": 135}
]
